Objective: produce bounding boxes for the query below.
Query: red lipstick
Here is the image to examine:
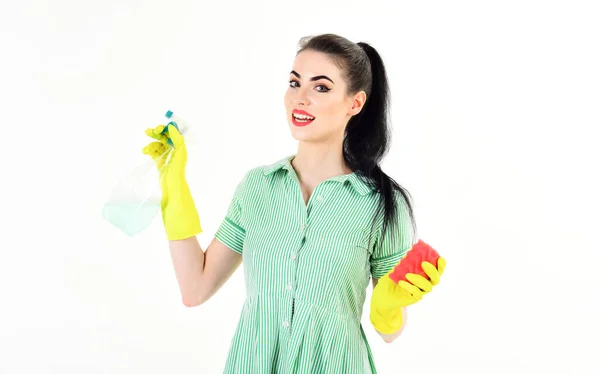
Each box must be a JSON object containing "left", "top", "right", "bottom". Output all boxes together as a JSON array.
[{"left": 292, "top": 109, "right": 315, "bottom": 127}]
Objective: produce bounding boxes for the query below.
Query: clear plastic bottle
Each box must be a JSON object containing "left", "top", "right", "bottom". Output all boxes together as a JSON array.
[{"left": 102, "top": 110, "right": 191, "bottom": 236}]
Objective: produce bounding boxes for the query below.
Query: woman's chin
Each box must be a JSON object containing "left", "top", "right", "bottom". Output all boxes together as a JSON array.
[{"left": 289, "top": 125, "right": 315, "bottom": 142}]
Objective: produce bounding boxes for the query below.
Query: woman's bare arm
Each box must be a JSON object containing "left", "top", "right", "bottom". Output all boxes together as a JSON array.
[{"left": 169, "top": 236, "right": 242, "bottom": 307}]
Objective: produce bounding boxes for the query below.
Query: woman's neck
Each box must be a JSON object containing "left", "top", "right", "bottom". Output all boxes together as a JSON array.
[{"left": 291, "top": 141, "right": 353, "bottom": 185}]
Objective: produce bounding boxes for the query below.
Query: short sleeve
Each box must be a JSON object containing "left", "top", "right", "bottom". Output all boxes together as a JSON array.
[
  {"left": 370, "top": 191, "right": 416, "bottom": 279},
  {"left": 214, "top": 172, "right": 249, "bottom": 254}
]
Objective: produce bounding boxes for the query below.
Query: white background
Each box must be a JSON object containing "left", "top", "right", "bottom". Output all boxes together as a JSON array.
[{"left": 1, "top": 0, "right": 599, "bottom": 373}]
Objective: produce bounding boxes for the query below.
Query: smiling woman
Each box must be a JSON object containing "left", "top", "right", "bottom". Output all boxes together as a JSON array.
[{"left": 144, "top": 33, "right": 446, "bottom": 374}]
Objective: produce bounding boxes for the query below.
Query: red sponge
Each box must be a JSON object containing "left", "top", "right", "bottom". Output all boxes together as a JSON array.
[{"left": 388, "top": 239, "right": 440, "bottom": 283}]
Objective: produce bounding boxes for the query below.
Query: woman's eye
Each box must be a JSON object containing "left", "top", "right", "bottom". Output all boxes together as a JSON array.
[{"left": 289, "top": 80, "right": 329, "bottom": 92}]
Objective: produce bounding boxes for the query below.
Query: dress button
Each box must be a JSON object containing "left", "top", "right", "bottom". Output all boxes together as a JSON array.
[
  {"left": 283, "top": 321, "right": 290, "bottom": 328},
  {"left": 290, "top": 253, "right": 297, "bottom": 260},
  {"left": 316, "top": 195, "right": 323, "bottom": 202},
  {"left": 300, "top": 224, "right": 306, "bottom": 231},
  {"left": 286, "top": 284, "right": 293, "bottom": 291}
]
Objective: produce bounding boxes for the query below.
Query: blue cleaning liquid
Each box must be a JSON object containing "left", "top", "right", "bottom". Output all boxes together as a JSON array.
[
  {"left": 101, "top": 157, "right": 163, "bottom": 237},
  {"left": 102, "top": 201, "right": 161, "bottom": 236}
]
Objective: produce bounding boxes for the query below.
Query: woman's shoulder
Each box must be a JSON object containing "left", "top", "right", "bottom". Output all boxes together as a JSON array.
[
  {"left": 244, "top": 154, "right": 294, "bottom": 178},
  {"left": 236, "top": 154, "right": 294, "bottom": 184}
]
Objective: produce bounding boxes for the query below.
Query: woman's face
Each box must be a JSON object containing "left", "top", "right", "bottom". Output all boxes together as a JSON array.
[{"left": 284, "top": 50, "right": 366, "bottom": 144}]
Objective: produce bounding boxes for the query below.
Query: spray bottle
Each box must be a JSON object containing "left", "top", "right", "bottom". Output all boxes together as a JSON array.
[{"left": 102, "top": 110, "right": 192, "bottom": 236}]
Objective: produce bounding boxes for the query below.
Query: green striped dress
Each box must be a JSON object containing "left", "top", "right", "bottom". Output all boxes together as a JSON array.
[{"left": 214, "top": 154, "right": 413, "bottom": 373}]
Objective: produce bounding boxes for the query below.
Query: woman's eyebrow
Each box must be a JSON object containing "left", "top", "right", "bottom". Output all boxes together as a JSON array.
[{"left": 290, "top": 70, "right": 334, "bottom": 84}]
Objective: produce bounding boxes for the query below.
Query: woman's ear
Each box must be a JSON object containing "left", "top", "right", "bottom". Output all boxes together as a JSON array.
[{"left": 348, "top": 91, "right": 367, "bottom": 116}]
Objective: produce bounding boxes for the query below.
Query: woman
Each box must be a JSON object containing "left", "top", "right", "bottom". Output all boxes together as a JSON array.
[{"left": 143, "top": 33, "right": 446, "bottom": 374}]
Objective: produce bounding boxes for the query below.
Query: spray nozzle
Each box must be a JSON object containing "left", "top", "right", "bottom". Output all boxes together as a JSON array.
[{"left": 162, "top": 110, "right": 188, "bottom": 147}]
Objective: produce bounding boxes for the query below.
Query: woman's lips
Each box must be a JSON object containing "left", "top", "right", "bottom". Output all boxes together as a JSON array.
[{"left": 292, "top": 109, "right": 315, "bottom": 127}]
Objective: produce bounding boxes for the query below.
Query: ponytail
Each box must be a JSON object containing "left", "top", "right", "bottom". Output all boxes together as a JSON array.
[{"left": 353, "top": 42, "right": 416, "bottom": 245}]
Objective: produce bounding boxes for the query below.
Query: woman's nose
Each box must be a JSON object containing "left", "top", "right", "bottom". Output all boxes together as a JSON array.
[{"left": 293, "top": 88, "right": 310, "bottom": 105}]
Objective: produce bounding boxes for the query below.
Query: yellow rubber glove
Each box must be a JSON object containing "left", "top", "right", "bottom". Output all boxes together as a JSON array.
[
  {"left": 142, "top": 124, "right": 202, "bottom": 240},
  {"left": 370, "top": 257, "right": 446, "bottom": 334}
]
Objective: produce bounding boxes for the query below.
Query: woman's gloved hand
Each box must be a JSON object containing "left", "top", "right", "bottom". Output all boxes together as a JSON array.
[
  {"left": 142, "top": 124, "right": 202, "bottom": 240},
  {"left": 370, "top": 255, "right": 446, "bottom": 334}
]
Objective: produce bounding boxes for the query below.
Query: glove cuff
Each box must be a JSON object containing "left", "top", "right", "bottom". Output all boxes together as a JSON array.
[
  {"left": 370, "top": 306, "right": 403, "bottom": 335},
  {"left": 162, "top": 179, "right": 202, "bottom": 240}
]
